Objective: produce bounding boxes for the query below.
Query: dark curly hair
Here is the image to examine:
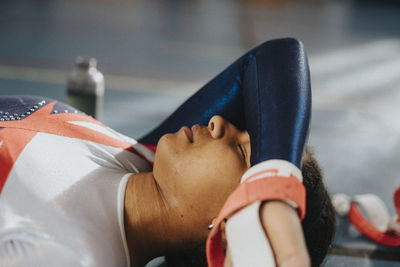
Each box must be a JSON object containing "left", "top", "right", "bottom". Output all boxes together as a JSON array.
[
  {"left": 301, "top": 148, "right": 335, "bottom": 266},
  {"left": 165, "top": 148, "right": 335, "bottom": 267}
]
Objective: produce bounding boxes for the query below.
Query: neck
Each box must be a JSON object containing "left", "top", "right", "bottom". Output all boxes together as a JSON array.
[{"left": 124, "top": 172, "right": 179, "bottom": 267}]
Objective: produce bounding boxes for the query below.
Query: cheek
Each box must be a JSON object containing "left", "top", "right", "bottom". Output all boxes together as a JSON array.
[
  {"left": 180, "top": 147, "right": 245, "bottom": 202},
  {"left": 178, "top": 155, "right": 244, "bottom": 225},
  {"left": 153, "top": 139, "right": 248, "bottom": 232},
  {"left": 184, "top": 143, "right": 246, "bottom": 188},
  {"left": 154, "top": 138, "right": 246, "bottom": 203},
  {"left": 207, "top": 145, "right": 248, "bottom": 178}
]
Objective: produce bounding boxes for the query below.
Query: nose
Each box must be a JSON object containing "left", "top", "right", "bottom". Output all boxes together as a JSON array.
[
  {"left": 208, "top": 115, "right": 226, "bottom": 139},
  {"left": 208, "top": 115, "right": 250, "bottom": 143}
]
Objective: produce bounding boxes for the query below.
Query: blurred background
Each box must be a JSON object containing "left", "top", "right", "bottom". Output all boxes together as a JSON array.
[{"left": 1, "top": 0, "right": 400, "bottom": 266}]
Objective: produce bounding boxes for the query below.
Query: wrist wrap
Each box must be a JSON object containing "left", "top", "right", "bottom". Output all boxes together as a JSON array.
[{"left": 206, "top": 160, "right": 306, "bottom": 267}]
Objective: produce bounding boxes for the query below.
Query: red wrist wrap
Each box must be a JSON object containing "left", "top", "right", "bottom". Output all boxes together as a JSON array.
[{"left": 206, "top": 175, "right": 306, "bottom": 267}]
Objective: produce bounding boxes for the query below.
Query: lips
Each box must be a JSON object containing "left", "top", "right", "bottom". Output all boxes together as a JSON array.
[{"left": 182, "top": 126, "right": 193, "bottom": 142}]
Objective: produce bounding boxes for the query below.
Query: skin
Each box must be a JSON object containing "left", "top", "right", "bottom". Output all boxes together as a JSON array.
[
  {"left": 124, "top": 115, "right": 309, "bottom": 267},
  {"left": 224, "top": 201, "right": 310, "bottom": 267}
]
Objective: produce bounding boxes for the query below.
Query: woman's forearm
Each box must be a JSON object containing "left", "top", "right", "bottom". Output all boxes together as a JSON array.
[
  {"left": 223, "top": 201, "right": 309, "bottom": 267},
  {"left": 260, "top": 201, "right": 310, "bottom": 267},
  {"left": 139, "top": 38, "right": 311, "bottom": 165}
]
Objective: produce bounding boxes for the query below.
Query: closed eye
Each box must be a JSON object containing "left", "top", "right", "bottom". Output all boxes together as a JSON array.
[{"left": 238, "top": 144, "right": 246, "bottom": 160}]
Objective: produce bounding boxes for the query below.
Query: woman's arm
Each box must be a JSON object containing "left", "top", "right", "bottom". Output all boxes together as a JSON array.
[
  {"left": 224, "top": 202, "right": 310, "bottom": 267},
  {"left": 259, "top": 201, "right": 310, "bottom": 267},
  {"left": 139, "top": 38, "right": 311, "bottom": 168}
]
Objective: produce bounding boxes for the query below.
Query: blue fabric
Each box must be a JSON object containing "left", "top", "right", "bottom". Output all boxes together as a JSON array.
[
  {"left": 139, "top": 38, "right": 311, "bottom": 168},
  {"left": 0, "top": 95, "right": 82, "bottom": 118}
]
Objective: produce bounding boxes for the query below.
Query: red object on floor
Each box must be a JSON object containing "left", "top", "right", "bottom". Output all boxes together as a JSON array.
[{"left": 348, "top": 186, "right": 400, "bottom": 247}]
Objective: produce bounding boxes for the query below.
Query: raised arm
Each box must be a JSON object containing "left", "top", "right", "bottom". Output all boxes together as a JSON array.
[
  {"left": 139, "top": 38, "right": 312, "bottom": 266},
  {"left": 139, "top": 38, "right": 310, "bottom": 168}
]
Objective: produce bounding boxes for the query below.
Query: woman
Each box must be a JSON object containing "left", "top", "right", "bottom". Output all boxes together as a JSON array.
[{"left": 0, "top": 38, "right": 334, "bottom": 266}]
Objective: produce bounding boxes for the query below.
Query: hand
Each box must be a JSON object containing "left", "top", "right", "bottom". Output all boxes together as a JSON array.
[
  {"left": 223, "top": 201, "right": 310, "bottom": 267},
  {"left": 259, "top": 201, "right": 310, "bottom": 267}
]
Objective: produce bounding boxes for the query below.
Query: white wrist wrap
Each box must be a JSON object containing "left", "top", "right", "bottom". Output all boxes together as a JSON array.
[
  {"left": 226, "top": 160, "right": 303, "bottom": 267},
  {"left": 226, "top": 201, "right": 275, "bottom": 267}
]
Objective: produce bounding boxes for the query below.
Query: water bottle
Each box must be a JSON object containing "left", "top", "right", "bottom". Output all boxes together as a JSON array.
[{"left": 67, "top": 57, "right": 104, "bottom": 120}]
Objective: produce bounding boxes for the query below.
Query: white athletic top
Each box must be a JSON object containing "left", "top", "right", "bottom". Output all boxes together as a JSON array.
[{"left": 0, "top": 97, "right": 155, "bottom": 267}]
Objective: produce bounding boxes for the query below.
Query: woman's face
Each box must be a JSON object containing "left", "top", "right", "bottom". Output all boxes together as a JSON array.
[{"left": 153, "top": 115, "right": 250, "bottom": 243}]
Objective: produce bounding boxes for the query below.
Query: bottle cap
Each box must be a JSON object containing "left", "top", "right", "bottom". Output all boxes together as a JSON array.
[{"left": 75, "top": 57, "right": 97, "bottom": 70}]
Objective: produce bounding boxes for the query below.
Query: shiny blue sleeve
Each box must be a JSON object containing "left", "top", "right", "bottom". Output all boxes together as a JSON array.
[{"left": 139, "top": 38, "right": 311, "bottom": 168}]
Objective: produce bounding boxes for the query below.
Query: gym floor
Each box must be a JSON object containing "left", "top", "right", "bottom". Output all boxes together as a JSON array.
[{"left": 1, "top": 0, "right": 399, "bottom": 266}]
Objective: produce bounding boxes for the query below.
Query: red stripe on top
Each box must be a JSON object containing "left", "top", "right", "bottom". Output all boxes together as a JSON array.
[
  {"left": 0, "top": 101, "right": 152, "bottom": 193},
  {"left": 142, "top": 144, "right": 157, "bottom": 153}
]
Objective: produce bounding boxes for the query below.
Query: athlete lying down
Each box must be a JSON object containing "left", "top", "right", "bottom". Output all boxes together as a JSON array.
[{"left": 0, "top": 38, "right": 334, "bottom": 267}]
